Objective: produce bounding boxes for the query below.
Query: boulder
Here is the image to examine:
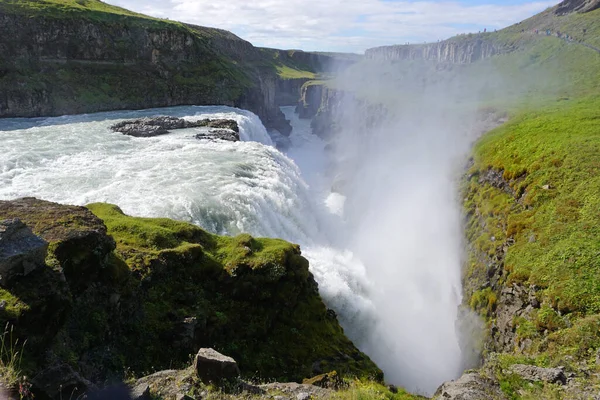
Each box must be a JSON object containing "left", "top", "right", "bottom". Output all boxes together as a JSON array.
[
  {"left": 509, "top": 364, "right": 567, "bottom": 385},
  {"left": 193, "top": 348, "right": 240, "bottom": 383},
  {"left": 0, "top": 218, "right": 48, "bottom": 287},
  {"left": 0, "top": 198, "right": 116, "bottom": 295},
  {"left": 433, "top": 372, "right": 507, "bottom": 400}
]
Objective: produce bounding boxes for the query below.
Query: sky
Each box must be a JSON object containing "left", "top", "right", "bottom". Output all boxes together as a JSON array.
[{"left": 106, "top": 0, "right": 561, "bottom": 53}]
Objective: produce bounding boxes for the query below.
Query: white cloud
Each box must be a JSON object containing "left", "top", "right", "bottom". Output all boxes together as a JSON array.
[{"left": 106, "top": 0, "right": 559, "bottom": 52}]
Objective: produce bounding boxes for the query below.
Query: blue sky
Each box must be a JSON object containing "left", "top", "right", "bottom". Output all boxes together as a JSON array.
[{"left": 107, "top": 0, "right": 560, "bottom": 52}]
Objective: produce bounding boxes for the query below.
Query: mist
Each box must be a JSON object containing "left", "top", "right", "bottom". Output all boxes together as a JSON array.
[{"left": 314, "top": 58, "right": 506, "bottom": 394}]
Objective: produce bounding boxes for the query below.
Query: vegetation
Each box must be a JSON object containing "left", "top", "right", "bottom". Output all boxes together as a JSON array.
[
  {"left": 0, "top": 0, "right": 185, "bottom": 28},
  {"left": 81, "top": 203, "right": 382, "bottom": 382}
]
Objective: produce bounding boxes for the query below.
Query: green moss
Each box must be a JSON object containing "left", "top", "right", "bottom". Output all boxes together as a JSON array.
[
  {"left": 470, "top": 288, "right": 497, "bottom": 319},
  {"left": 463, "top": 95, "right": 600, "bottom": 384},
  {"left": 330, "top": 380, "right": 426, "bottom": 400},
  {"left": 0, "top": 290, "right": 30, "bottom": 320},
  {"left": 84, "top": 203, "right": 381, "bottom": 382}
]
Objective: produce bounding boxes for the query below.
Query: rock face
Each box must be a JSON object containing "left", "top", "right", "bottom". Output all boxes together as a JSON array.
[
  {"left": 365, "top": 37, "right": 502, "bottom": 64},
  {"left": 0, "top": 6, "right": 290, "bottom": 134},
  {"left": 195, "top": 129, "right": 239, "bottom": 142},
  {"left": 110, "top": 116, "right": 239, "bottom": 138},
  {"left": 0, "top": 218, "right": 48, "bottom": 286},
  {"left": 193, "top": 348, "right": 240, "bottom": 383},
  {"left": 509, "top": 364, "right": 567, "bottom": 385},
  {"left": 555, "top": 0, "right": 600, "bottom": 15},
  {"left": 433, "top": 372, "right": 507, "bottom": 400}
]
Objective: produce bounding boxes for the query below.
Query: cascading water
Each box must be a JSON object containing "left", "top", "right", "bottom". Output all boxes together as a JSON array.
[{"left": 0, "top": 104, "right": 469, "bottom": 395}]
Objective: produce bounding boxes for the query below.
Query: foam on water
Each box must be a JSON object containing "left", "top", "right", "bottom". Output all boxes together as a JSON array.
[
  {"left": 0, "top": 104, "right": 467, "bottom": 395},
  {"left": 0, "top": 104, "right": 375, "bottom": 337}
]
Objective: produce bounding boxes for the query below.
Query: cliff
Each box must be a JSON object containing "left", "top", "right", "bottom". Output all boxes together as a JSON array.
[
  {"left": 0, "top": 198, "right": 382, "bottom": 399},
  {"left": 0, "top": 0, "right": 290, "bottom": 133},
  {"left": 556, "top": 0, "right": 600, "bottom": 15},
  {"left": 365, "top": 36, "right": 502, "bottom": 64}
]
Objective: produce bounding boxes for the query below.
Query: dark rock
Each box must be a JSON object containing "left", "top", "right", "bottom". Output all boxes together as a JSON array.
[
  {"left": 193, "top": 348, "right": 240, "bottom": 384},
  {"left": 195, "top": 129, "right": 239, "bottom": 142},
  {"left": 201, "top": 119, "right": 239, "bottom": 133},
  {"left": 111, "top": 116, "right": 184, "bottom": 137},
  {"left": 303, "top": 371, "right": 344, "bottom": 390},
  {"left": 433, "top": 372, "right": 507, "bottom": 400},
  {"left": 509, "top": 364, "right": 567, "bottom": 385},
  {"left": 388, "top": 385, "right": 398, "bottom": 393},
  {"left": 32, "top": 364, "right": 97, "bottom": 399},
  {"left": 0, "top": 198, "right": 115, "bottom": 295},
  {"left": 87, "top": 385, "right": 133, "bottom": 400},
  {"left": 0, "top": 218, "right": 48, "bottom": 287},
  {"left": 111, "top": 116, "right": 240, "bottom": 138}
]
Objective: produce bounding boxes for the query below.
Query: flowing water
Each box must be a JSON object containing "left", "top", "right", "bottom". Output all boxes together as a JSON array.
[{"left": 0, "top": 105, "right": 466, "bottom": 395}]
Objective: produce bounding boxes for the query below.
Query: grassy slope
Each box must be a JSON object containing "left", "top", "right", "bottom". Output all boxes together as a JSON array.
[
  {"left": 0, "top": 0, "right": 185, "bottom": 28},
  {"left": 83, "top": 203, "right": 382, "bottom": 383},
  {"left": 461, "top": 7, "right": 600, "bottom": 399}
]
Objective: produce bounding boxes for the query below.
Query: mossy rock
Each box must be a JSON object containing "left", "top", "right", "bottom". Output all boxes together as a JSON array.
[{"left": 0, "top": 198, "right": 381, "bottom": 388}]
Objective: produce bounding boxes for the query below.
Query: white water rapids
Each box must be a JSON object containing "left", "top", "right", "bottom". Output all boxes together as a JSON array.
[{"left": 0, "top": 105, "right": 466, "bottom": 395}]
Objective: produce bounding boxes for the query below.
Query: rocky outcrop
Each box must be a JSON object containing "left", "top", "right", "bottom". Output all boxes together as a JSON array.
[
  {"left": 555, "top": 0, "right": 600, "bottom": 15},
  {"left": 276, "top": 78, "right": 311, "bottom": 106},
  {"left": 365, "top": 37, "right": 502, "bottom": 64},
  {"left": 0, "top": 218, "right": 48, "bottom": 286},
  {"left": 0, "top": 198, "right": 381, "bottom": 398},
  {"left": 509, "top": 364, "right": 567, "bottom": 385},
  {"left": 433, "top": 372, "right": 507, "bottom": 400},
  {"left": 195, "top": 129, "right": 239, "bottom": 142},
  {"left": 295, "top": 82, "right": 388, "bottom": 139},
  {"left": 110, "top": 116, "right": 239, "bottom": 138},
  {"left": 0, "top": 6, "right": 291, "bottom": 134}
]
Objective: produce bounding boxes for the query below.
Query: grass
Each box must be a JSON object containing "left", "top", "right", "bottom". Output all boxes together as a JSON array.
[
  {"left": 0, "top": 324, "right": 26, "bottom": 389},
  {"left": 276, "top": 65, "right": 316, "bottom": 80},
  {"left": 0, "top": 0, "right": 185, "bottom": 29},
  {"left": 84, "top": 203, "right": 382, "bottom": 382},
  {"left": 463, "top": 95, "right": 600, "bottom": 397}
]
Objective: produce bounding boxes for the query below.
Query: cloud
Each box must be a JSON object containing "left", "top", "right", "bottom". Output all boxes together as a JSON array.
[{"left": 106, "top": 0, "right": 559, "bottom": 52}]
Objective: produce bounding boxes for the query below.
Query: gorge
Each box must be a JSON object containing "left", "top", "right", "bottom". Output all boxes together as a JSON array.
[{"left": 1, "top": 0, "right": 600, "bottom": 399}]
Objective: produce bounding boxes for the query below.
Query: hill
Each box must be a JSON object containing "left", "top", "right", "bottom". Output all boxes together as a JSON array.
[{"left": 0, "top": 0, "right": 359, "bottom": 133}]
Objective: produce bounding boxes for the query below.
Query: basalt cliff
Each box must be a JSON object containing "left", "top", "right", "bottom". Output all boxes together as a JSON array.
[{"left": 0, "top": 1, "right": 337, "bottom": 134}]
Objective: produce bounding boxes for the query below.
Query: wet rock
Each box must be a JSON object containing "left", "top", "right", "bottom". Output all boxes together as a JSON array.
[
  {"left": 195, "top": 128, "right": 239, "bottom": 142},
  {"left": 111, "top": 116, "right": 239, "bottom": 138},
  {"left": 193, "top": 348, "right": 240, "bottom": 384},
  {"left": 509, "top": 364, "right": 567, "bottom": 385},
  {"left": 32, "top": 364, "right": 97, "bottom": 399},
  {"left": 433, "top": 372, "right": 507, "bottom": 400},
  {"left": 0, "top": 218, "right": 48, "bottom": 287}
]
